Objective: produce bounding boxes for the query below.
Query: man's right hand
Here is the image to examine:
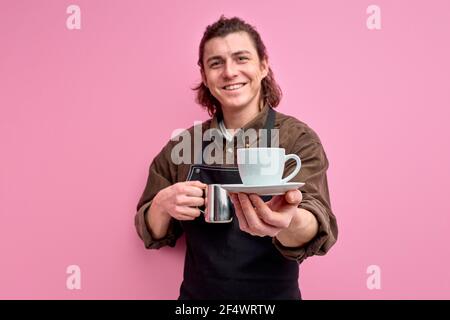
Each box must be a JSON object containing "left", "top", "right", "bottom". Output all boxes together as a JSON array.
[{"left": 153, "top": 181, "right": 207, "bottom": 221}]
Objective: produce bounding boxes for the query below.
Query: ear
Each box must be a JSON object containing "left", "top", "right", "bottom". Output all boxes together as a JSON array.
[
  {"left": 201, "top": 69, "right": 208, "bottom": 88},
  {"left": 260, "top": 58, "right": 269, "bottom": 79}
]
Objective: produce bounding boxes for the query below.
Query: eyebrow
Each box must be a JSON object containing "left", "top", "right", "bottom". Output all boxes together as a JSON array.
[{"left": 206, "top": 50, "right": 252, "bottom": 64}]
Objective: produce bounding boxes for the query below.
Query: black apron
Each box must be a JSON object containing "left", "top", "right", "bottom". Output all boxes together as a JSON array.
[{"left": 178, "top": 108, "right": 301, "bottom": 300}]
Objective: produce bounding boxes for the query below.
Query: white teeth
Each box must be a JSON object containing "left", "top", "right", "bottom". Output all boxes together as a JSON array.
[{"left": 223, "top": 83, "right": 245, "bottom": 90}]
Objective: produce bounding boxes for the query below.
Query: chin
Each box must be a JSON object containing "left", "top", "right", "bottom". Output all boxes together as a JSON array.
[{"left": 221, "top": 99, "right": 252, "bottom": 110}]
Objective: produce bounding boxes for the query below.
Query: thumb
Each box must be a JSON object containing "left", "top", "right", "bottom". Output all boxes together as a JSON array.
[{"left": 285, "top": 190, "right": 302, "bottom": 205}]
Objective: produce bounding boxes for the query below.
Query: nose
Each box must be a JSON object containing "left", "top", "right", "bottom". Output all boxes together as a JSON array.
[{"left": 222, "top": 60, "right": 238, "bottom": 79}]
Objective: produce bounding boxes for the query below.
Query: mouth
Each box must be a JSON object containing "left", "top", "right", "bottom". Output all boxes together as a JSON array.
[{"left": 221, "top": 82, "right": 247, "bottom": 91}]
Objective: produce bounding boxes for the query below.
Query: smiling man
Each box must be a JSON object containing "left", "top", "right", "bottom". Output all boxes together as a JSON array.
[{"left": 135, "top": 16, "right": 338, "bottom": 300}]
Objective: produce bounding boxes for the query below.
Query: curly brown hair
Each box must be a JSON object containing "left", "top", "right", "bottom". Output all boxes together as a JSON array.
[{"left": 193, "top": 15, "right": 282, "bottom": 117}]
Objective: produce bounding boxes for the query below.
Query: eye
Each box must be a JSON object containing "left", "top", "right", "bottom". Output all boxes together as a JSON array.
[
  {"left": 209, "top": 61, "right": 222, "bottom": 68},
  {"left": 238, "top": 56, "right": 249, "bottom": 62}
]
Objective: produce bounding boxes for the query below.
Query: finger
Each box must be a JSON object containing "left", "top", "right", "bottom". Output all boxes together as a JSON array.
[
  {"left": 229, "top": 193, "right": 238, "bottom": 204},
  {"left": 176, "top": 206, "right": 201, "bottom": 217},
  {"left": 183, "top": 185, "right": 205, "bottom": 197},
  {"left": 285, "top": 190, "right": 302, "bottom": 205},
  {"left": 238, "top": 193, "right": 280, "bottom": 236},
  {"left": 184, "top": 180, "right": 207, "bottom": 188},
  {"left": 249, "top": 194, "right": 290, "bottom": 228},
  {"left": 230, "top": 193, "right": 249, "bottom": 231},
  {"left": 176, "top": 214, "right": 197, "bottom": 221},
  {"left": 177, "top": 195, "right": 205, "bottom": 207}
]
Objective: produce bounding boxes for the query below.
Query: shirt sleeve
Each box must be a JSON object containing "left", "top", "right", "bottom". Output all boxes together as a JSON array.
[
  {"left": 134, "top": 141, "right": 184, "bottom": 249},
  {"left": 273, "top": 128, "right": 338, "bottom": 263}
]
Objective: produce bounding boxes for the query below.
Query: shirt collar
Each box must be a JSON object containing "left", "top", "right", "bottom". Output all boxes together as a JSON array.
[
  {"left": 218, "top": 120, "right": 234, "bottom": 142},
  {"left": 208, "top": 104, "right": 271, "bottom": 148}
]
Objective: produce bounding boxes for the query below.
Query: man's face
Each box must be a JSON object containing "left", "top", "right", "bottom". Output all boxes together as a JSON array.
[{"left": 202, "top": 32, "right": 269, "bottom": 113}]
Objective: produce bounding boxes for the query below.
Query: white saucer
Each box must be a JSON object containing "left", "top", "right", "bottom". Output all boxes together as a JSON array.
[{"left": 220, "top": 182, "right": 305, "bottom": 196}]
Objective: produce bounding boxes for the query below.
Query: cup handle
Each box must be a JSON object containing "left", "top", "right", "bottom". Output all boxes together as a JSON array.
[
  {"left": 281, "top": 154, "right": 302, "bottom": 184},
  {"left": 197, "top": 186, "right": 207, "bottom": 214}
]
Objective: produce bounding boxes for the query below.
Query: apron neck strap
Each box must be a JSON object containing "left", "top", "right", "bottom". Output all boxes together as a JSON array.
[{"left": 264, "top": 107, "right": 276, "bottom": 148}]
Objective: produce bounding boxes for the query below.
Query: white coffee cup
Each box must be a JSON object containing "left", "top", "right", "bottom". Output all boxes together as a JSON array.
[{"left": 237, "top": 148, "right": 302, "bottom": 186}]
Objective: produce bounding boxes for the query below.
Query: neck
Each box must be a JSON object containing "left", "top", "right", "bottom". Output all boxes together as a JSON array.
[{"left": 221, "top": 99, "right": 264, "bottom": 129}]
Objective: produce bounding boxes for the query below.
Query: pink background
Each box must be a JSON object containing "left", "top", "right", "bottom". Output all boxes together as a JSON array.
[{"left": 1, "top": 0, "right": 449, "bottom": 299}]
